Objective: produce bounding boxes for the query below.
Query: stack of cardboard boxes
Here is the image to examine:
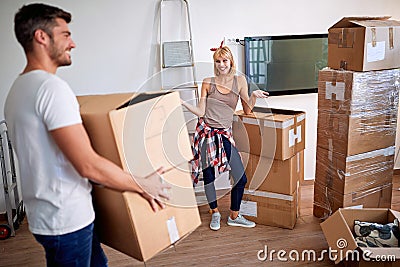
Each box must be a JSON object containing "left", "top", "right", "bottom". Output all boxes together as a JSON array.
[
  {"left": 77, "top": 91, "right": 201, "bottom": 262},
  {"left": 232, "top": 107, "right": 305, "bottom": 229},
  {"left": 313, "top": 17, "right": 400, "bottom": 219}
]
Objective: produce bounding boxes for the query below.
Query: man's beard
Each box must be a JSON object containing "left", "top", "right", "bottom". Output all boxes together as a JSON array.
[{"left": 49, "top": 39, "right": 72, "bottom": 67}]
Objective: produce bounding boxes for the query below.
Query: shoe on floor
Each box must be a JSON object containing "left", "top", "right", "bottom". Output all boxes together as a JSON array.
[
  {"left": 210, "top": 212, "right": 221, "bottom": 231},
  {"left": 227, "top": 214, "right": 256, "bottom": 228}
]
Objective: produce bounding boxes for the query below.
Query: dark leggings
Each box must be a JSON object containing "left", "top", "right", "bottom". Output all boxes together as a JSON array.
[{"left": 202, "top": 135, "right": 247, "bottom": 211}]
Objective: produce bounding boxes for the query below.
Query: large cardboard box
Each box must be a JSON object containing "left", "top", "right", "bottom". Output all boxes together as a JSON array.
[
  {"left": 317, "top": 68, "right": 399, "bottom": 157},
  {"left": 315, "top": 146, "right": 395, "bottom": 195},
  {"left": 320, "top": 208, "right": 400, "bottom": 266},
  {"left": 313, "top": 180, "right": 392, "bottom": 219},
  {"left": 233, "top": 108, "right": 305, "bottom": 160},
  {"left": 317, "top": 110, "right": 397, "bottom": 157},
  {"left": 77, "top": 91, "right": 201, "bottom": 261},
  {"left": 240, "top": 188, "right": 298, "bottom": 229},
  {"left": 242, "top": 151, "right": 303, "bottom": 195},
  {"left": 317, "top": 68, "right": 400, "bottom": 114},
  {"left": 328, "top": 17, "right": 400, "bottom": 71}
]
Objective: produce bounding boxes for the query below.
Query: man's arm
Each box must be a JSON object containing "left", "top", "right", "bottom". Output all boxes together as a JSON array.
[{"left": 50, "top": 123, "right": 170, "bottom": 211}]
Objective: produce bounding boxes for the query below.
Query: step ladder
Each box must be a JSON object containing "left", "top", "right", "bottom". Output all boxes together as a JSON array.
[
  {"left": 159, "top": 0, "right": 199, "bottom": 134},
  {"left": 0, "top": 120, "right": 25, "bottom": 240}
]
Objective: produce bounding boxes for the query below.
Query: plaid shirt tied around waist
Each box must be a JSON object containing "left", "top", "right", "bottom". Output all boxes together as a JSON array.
[{"left": 191, "top": 118, "right": 235, "bottom": 184}]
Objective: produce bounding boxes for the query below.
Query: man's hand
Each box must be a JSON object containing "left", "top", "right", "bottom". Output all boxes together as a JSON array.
[{"left": 136, "top": 167, "right": 171, "bottom": 212}]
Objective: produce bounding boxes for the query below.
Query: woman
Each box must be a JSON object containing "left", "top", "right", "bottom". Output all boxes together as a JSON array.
[{"left": 182, "top": 43, "right": 269, "bottom": 231}]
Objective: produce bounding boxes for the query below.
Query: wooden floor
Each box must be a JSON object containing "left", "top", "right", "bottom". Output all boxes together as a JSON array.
[{"left": 1, "top": 174, "right": 400, "bottom": 267}]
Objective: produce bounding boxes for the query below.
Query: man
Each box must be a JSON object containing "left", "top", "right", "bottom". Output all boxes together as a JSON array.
[{"left": 5, "top": 3, "right": 170, "bottom": 266}]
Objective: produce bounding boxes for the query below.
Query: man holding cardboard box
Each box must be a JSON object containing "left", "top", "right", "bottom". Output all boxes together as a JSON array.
[{"left": 4, "top": 3, "right": 170, "bottom": 266}]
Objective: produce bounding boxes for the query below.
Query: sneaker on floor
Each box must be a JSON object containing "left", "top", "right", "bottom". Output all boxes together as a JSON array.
[
  {"left": 227, "top": 214, "right": 256, "bottom": 228},
  {"left": 210, "top": 212, "right": 221, "bottom": 231}
]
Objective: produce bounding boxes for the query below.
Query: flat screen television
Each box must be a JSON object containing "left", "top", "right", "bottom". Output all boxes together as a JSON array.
[{"left": 244, "top": 34, "right": 328, "bottom": 96}]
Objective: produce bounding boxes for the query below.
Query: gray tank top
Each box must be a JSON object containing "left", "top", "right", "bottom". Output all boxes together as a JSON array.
[{"left": 204, "top": 76, "right": 240, "bottom": 129}]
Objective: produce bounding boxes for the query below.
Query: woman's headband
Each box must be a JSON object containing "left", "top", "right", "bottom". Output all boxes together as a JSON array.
[{"left": 210, "top": 40, "right": 224, "bottom": 51}]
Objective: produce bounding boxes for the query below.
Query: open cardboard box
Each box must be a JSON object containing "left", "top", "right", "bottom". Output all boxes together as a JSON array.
[
  {"left": 233, "top": 108, "right": 305, "bottom": 160},
  {"left": 320, "top": 208, "right": 400, "bottom": 266},
  {"left": 328, "top": 17, "right": 400, "bottom": 71},
  {"left": 77, "top": 91, "right": 201, "bottom": 261}
]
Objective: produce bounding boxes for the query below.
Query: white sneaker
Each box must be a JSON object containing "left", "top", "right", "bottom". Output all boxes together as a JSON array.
[
  {"left": 210, "top": 212, "right": 221, "bottom": 231},
  {"left": 227, "top": 214, "right": 256, "bottom": 228}
]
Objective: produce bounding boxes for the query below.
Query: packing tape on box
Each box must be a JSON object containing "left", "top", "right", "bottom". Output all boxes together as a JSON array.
[
  {"left": 345, "top": 146, "right": 395, "bottom": 163},
  {"left": 235, "top": 114, "right": 300, "bottom": 129},
  {"left": 325, "top": 82, "right": 345, "bottom": 101},
  {"left": 297, "top": 114, "right": 305, "bottom": 122},
  {"left": 264, "top": 119, "right": 294, "bottom": 129},
  {"left": 389, "top": 27, "right": 394, "bottom": 49},
  {"left": 244, "top": 189, "right": 294, "bottom": 201},
  {"left": 289, "top": 126, "right": 302, "bottom": 147}
]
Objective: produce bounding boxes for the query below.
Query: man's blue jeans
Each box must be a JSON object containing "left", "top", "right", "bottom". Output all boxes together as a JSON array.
[{"left": 33, "top": 222, "right": 108, "bottom": 267}]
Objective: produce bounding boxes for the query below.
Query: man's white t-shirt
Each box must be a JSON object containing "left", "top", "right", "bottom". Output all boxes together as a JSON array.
[{"left": 4, "top": 70, "right": 95, "bottom": 235}]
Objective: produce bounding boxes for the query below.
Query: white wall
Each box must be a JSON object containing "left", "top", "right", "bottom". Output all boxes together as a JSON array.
[{"left": 0, "top": 0, "right": 399, "bottom": 210}]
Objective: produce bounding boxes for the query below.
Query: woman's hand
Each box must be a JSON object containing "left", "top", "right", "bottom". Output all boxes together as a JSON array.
[{"left": 251, "top": 89, "right": 269, "bottom": 98}]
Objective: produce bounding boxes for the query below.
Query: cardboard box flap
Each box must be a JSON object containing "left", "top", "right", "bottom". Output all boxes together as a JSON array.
[
  {"left": 330, "top": 16, "right": 392, "bottom": 28},
  {"left": 108, "top": 91, "right": 193, "bottom": 176},
  {"left": 320, "top": 209, "right": 358, "bottom": 264},
  {"left": 350, "top": 19, "right": 400, "bottom": 28},
  {"left": 234, "top": 110, "right": 273, "bottom": 120},
  {"left": 78, "top": 93, "right": 135, "bottom": 114},
  {"left": 118, "top": 91, "right": 173, "bottom": 109}
]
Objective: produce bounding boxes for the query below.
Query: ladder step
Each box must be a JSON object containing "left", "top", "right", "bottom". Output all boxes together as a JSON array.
[{"left": 162, "top": 63, "right": 194, "bottom": 69}]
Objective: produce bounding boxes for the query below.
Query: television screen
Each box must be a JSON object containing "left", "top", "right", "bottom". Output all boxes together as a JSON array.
[{"left": 244, "top": 34, "right": 328, "bottom": 96}]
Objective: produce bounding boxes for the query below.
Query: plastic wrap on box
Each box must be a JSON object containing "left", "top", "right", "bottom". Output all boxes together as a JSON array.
[
  {"left": 318, "top": 68, "right": 400, "bottom": 115},
  {"left": 317, "top": 109, "right": 397, "bottom": 156},
  {"left": 315, "top": 146, "right": 395, "bottom": 195},
  {"left": 313, "top": 180, "right": 392, "bottom": 219},
  {"left": 317, "top": 68, "right": 399, "bottom": 156}
]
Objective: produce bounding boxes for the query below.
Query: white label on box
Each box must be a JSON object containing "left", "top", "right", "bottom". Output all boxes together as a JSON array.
[
  {"left": 166, "top": 216, "right": 180, "bottom": 244},
  {"left": 325, "top": 82, "right": 345, "bottom": 101},
  {"left": 289, "top": 125, "right": 302, "bottom": 147},
  {"left": 367, "top": 41, "right": 385, "bottom": 62},
  {"left": 240, "top": 200, "right": 257, "bottom": 217}
]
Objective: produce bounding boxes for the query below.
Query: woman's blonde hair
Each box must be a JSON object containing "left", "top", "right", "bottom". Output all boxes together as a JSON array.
[{"left": 213, "top": 46, "right": 236, "bottom": 76}]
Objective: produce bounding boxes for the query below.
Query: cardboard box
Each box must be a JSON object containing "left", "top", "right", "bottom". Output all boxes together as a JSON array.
[
  {"left": 233, "top": 108, "right": 305, "bottom": 160},
  {"left": 317, "top": 68, "right": 400, "bottom": 115},
  {"left": 313, "top": 180, "right": 392, "bottom": 219},
  {"left": 242, "top": 151, "right": 303, "bottom": 195},
  {"left": 328, "top": 17, "right": 400, "bottom": 71},
  {"left": 240, "top": 188, "right": 298, "bottom": 229},
  {"left": 320, "top": 208, "right": 400, "bottom": 266},
  {"left": 77, "top": 91, "right": 201, "bottom": 261},
  {"left": 317, "top": 110, "right": 397, "bottom": 157},
  {"left": 315, "top": 146, "right": 395, "bottom": 195}
]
